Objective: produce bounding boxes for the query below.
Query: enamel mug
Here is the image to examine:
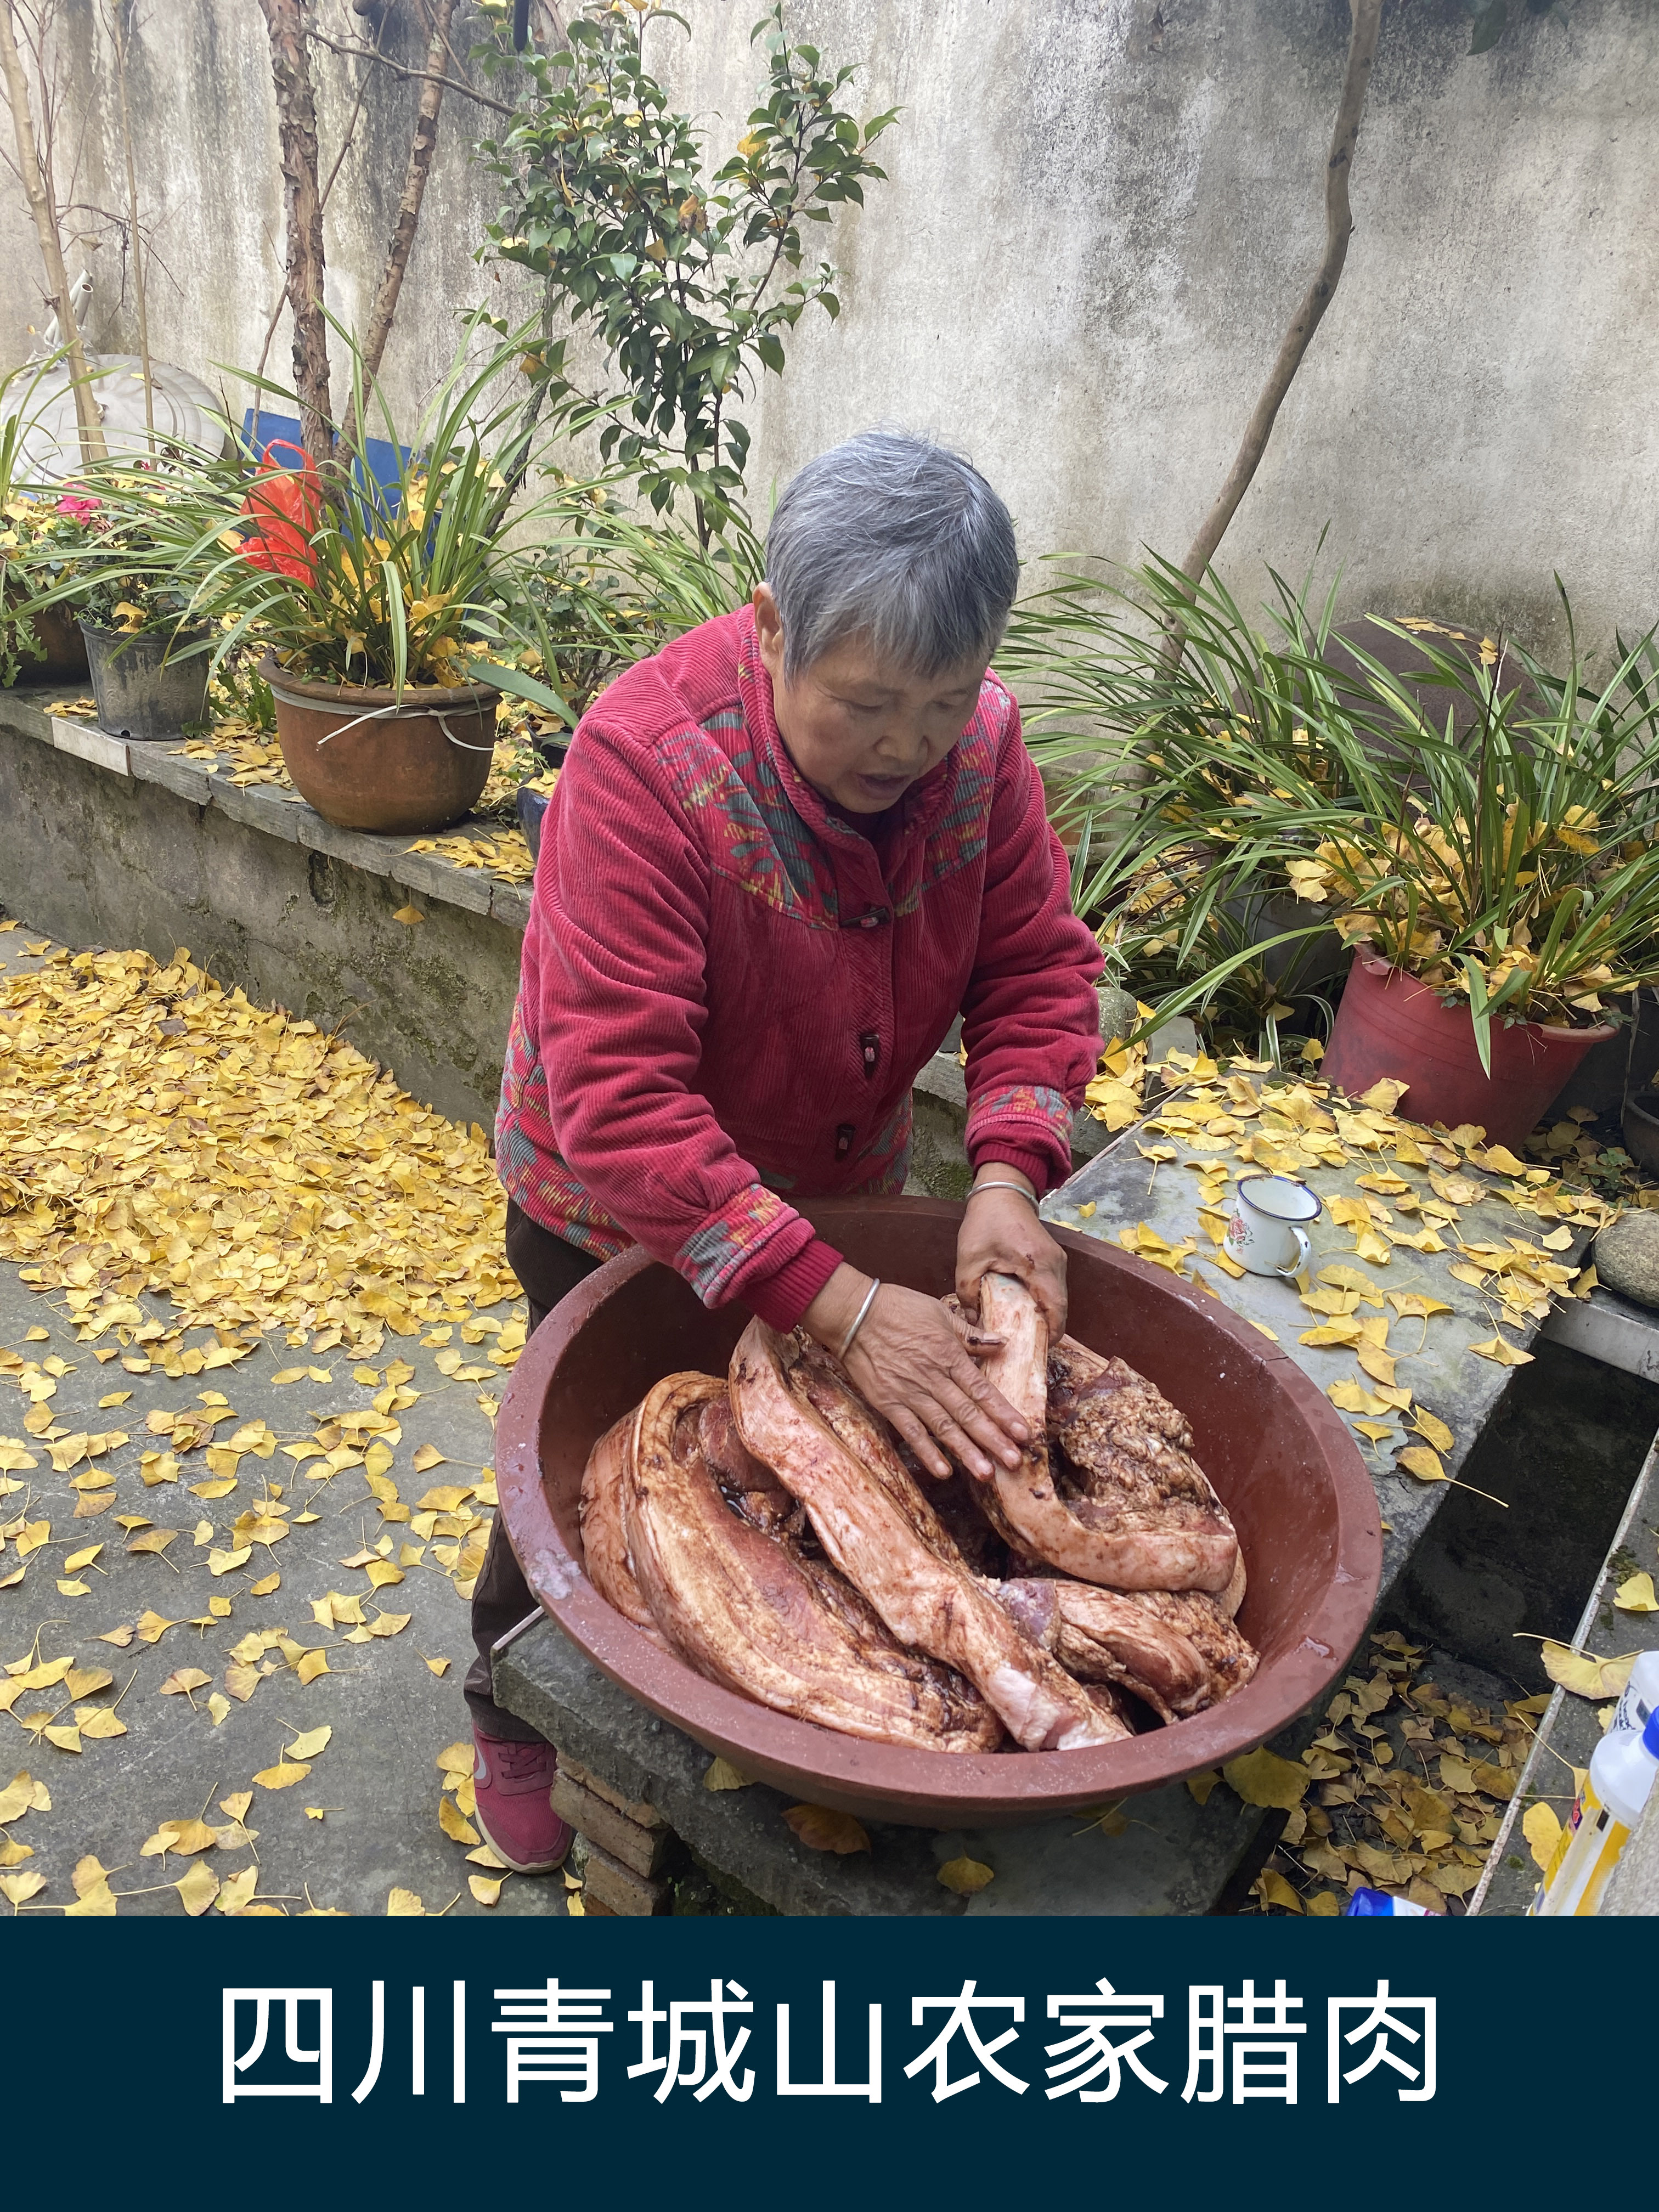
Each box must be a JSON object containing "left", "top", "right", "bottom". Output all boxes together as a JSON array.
[{"left": 1224, "top": 1173, "right": 1322, "bottom": 1279}]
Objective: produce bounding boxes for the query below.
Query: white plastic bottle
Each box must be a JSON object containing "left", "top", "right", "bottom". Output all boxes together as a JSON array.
[
  {"left": 1608, "top": 1649, "right": 1659, "bottom": 1741},
  {"left": 1531, "top": 1699, "right": 1659, "bottom": 1917}
]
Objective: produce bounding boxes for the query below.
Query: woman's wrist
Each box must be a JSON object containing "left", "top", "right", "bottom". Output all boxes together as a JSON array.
[
  {"left": 800, "top": 1261, "right": 876, "bottom": 1350},
  {"left": 967, "top": 1159, "right": 1037, "bottom": 1204}
]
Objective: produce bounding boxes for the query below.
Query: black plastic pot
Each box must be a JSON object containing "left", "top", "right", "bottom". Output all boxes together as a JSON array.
[
  {"left": 80, "top": 620, "right": 211, "bottom": 742},
  {"left": 516, "top": 782, "right": 551, "bottom": 863}
]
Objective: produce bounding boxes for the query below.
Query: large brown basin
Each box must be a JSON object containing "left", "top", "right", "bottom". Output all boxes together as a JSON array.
[{"left": 494, "top": 1198, "right": 1381, "bottom": 1827}]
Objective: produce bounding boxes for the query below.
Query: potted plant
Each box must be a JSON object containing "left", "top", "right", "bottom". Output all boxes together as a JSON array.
[
  {"left": 0, "top": 355, "right": 89, "bottom": 686},
  {"left": 15, "top": 462, "right": 212, "bottom": 738},
  {"left": 80, "top": 320, "right": 571, "bottom": 833},
  {"left": 1012, "top": 557, "right": 1659, "bottom": 1139}
]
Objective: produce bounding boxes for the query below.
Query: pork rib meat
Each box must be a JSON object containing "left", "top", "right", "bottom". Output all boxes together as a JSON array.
[
  {"left": 619, "top": 1370, "right": 1002, "bottom": 1753},
  {"left": 578, "top": 1404, "right": 669, "bottom": 1648},
  {"left": 995, "top": 1577, "right": 1256, "bottom": 1719},
  {"left": 1046, "top": 1328, "right": 1241, "bottom": 1595},
  {"left": 729, "top": 1322, "right": 1128, "bottom": 1750}
]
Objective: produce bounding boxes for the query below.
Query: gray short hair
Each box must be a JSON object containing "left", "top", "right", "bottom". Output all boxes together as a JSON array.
[{"left": 765, "top": 430, "right": 1019, "bottom": 680}]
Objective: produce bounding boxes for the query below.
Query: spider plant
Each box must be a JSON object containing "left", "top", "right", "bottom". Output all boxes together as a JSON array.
[{"left": 1006, "top": 553, "right": 1659, "bottom": 1070}]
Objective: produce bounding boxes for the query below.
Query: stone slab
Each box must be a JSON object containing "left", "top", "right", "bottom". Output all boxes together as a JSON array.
[
  {"left": 495, "top": 1612, "right": 1301, "bottom": 1917},
  {"left": 1604, "top": 1775, "right": 1659, "bottom": 1914},
  {"left": 1543, "top": 1285, "right": 1659, "bottom": 1383},
  {"left": 52, "top": 717, "right": 131, "bottom": 777},
  {"left": 1047, "top": 1087, "right": 1590, "bottom": 1601},
  {"left": 127, "top": 743, "right": 215, "bottom": 810},
  {"left": 1471, "top": 1430, "right": 1659, "bottom": 1912},
  {"left": 391, "top": 845, "right": 496, "bottom": 915},
  {"left": 208, "top": 776, "right": 304, "bottom": 842},
  {"left": 291, "top": 806, "right": 399, "bottom": 879},
  {"left": 490, "top": 883, "right": 533, "bottom": 932}
]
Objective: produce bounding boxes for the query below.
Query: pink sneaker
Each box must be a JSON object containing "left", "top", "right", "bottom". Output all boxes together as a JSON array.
[{"left": 471, "top": 1727, "right": 573, "bottom": 1875}]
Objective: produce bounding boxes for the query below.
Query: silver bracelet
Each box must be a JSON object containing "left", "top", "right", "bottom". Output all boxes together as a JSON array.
[
  {"left": 838, "top": 1277, "right": 882, "bottom": 1361},
  {"left": 969, "top": 1180, "right": 1040, "bottom": 1211}
]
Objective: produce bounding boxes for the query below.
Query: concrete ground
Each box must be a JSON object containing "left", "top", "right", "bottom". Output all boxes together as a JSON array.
[{"left": 0, "top": 926, "right": 571, "bottom": 1918}]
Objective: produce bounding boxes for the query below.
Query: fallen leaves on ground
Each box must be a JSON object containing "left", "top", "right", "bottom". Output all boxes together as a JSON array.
[
  {"left": 703, "top": 1758, "right": 751, "bottom": 1792},
  {"left": 936, "top": 1855, "right": 994, "bottom": 1895},
  {"left": 1222, "top": 1747, "right": 1310, "bottom": 1810},
  {"left": 782, "top": 1804, "right": 871, "bottom": 1855},
  {"left": 1245, "top": 1631, "right": 1538, "bottom": 1912},
  {"left": 405, "top": 828, "right": 535, "bottom": 887},
  {"left": 0, "top": 946, "right": 518, "bottom": 1353},
  {"left": 1542, "top": 1642, "right": 1637, "bottom": 1700}
]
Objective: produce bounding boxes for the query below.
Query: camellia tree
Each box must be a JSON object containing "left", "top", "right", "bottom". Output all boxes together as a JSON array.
[{"left": 477, "top": 1, "right": 896, "bottom": 541}]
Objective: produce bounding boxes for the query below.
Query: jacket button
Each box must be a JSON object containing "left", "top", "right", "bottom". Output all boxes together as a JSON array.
[{"left": 835, "top": 1124, "right": 854, "bottom": 1158}]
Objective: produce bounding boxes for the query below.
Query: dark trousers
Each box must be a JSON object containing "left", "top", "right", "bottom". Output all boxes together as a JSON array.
[{"left": 465, "top": 1199, "right": 603, "bottom": 1741}]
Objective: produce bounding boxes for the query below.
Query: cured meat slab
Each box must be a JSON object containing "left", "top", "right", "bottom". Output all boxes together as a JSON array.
[
  {"left": 617, "top": 1370, "right": 1002, "bottom": 1752},
  {"left": 730, "top": 1322, "right": 1129, "bottom": 1751}
]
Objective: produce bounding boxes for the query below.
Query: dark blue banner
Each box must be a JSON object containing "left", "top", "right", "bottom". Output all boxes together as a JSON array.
[{"left": 7, "top": 1916, "right": 1641, "bottom": 2198}]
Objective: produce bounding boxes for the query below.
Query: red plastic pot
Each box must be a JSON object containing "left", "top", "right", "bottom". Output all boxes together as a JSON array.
[{"left": 1321, "top": 952, "right": 1613, "bottom": 1147}]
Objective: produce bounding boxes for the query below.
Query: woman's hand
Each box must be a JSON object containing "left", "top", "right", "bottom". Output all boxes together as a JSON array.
[
  {"left": 955, "top": 1165, "right": 1069, "bottom": 1341},
  {"left": 799, "top": 1266, "right": 1029, "bottom": 1481}
]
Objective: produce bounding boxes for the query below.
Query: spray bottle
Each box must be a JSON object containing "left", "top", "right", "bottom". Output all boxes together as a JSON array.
[{"left": 1531, "top": 1685, "right": 1659, "bottom": 1917}]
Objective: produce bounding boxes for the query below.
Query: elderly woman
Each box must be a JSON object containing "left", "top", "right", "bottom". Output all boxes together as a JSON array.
[{"left": 467, "top": 430, "right": 1104, "bottom": 1871}]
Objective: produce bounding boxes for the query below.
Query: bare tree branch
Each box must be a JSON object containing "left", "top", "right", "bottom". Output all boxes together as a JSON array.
[
  {"left": 357, "top": 0, "right": 457, "bottom": 387},
  {"left": 306, "top": 25, "right": 512, "bottom": 115},
  {"left": 1175, "top": 0, "right": 1384, "bottom": 606},
  {"left": 257, "top": 0, "right": 334, "bottom": 473},
  {"left": 0, "top": 0, "right": 106, "bottom": 463}
]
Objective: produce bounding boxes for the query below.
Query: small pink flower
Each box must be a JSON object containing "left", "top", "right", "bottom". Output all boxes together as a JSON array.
[{"left": 55, "top": 493, "right": 100, "bottom": 520}]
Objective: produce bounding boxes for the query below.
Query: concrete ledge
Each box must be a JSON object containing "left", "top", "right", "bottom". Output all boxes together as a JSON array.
[
  {"left": 0, "top": 690, "right": 527, "bottom": 1128},
  {"left": 1542, "top": 1285, "right": 1659, "bottom": 1382}
]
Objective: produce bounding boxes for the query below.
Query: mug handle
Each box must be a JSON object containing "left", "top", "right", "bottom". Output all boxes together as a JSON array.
[{"left": 1276, "top": 1225, "right": 1312, "bottom": 1280}]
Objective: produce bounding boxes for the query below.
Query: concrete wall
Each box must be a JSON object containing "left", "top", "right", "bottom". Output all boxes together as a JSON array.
[{"left": 3, "top": 1, "right": 1656, "bottom": 654}]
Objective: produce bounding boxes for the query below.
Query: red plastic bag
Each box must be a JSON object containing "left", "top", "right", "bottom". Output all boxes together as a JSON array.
[{"left": 239, "top": 439, "right": 321, "bottom": 583}]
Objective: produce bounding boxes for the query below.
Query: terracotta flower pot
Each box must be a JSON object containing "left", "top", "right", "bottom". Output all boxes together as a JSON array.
[
  {"left": 7, "top": 600, "right": 89, "bottom": 684},
  {"left": 1322, "top": 951, "right": 1615, "bottom": 1148},
  {"left": 263, "top": 656, "right": 499, "bottom": 835}
]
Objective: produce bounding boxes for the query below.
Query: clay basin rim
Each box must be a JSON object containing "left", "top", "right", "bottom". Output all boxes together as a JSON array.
[{"left": 494, "top": 1198, "right": 1383, "bottom": 1828}]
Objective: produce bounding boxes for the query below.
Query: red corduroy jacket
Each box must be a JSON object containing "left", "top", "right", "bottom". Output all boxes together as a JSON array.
[{"left": 495, "top": 605, "right": 1103, "bottom": 1327}]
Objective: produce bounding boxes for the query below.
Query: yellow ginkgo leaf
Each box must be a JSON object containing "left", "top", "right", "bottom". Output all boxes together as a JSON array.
[
  {"left": 1222, "top": 1747, "right": 1310, "bottom": 1810},
  {"left": 703, "top": 1758, "right": 751, "bottom": 1791},
  {"left": 387, "top": 1887, "right": 426, "bottom": 1915},
  {"left": 411, "top": 1443, "right": 447, "bottom": 1473},
  {"left": 439, "top": 1796, "right": 480, "bottom": 1846},
  {"left": 393, "top": 905, "right": 426, "bottom": 926},
  {"left": 936, "top": 1855, "right": 995, "bottom": 1895},
  {"left": 296, "top": 1651, "right": 331, "bottom": 1685},
  {"left": 284, "top": 1725, "right": 332, "bottom": 1760},
  {"left": 469, "top": 1874, "right": 504, "bottom": 1906},
  {"left": 216, "top": 1866, "right": 259, "bottom": 1915},
  {"left": 1542, "top": 1644, "right": 1636, "bottom": 1700},
  {"left": 176, "top": 1861, "right": 221, "bottom": 1916},
  {"left": 253, "top": 1759, "right": 312, "bottom": 1790},
  {"left": 1397, "top": 1445, "right": 1446, "bottom": 1483},
  {"left": 1613, "top": 1571, "right": 1658, "bottom": 1613},
  {"left": 1356, "top": 1343, "right": 1397, "bottom": 1386},
  {"left": 1469, "top": 1335, "right": 1534, "bottom": 1368},
  {"left": 1412, "top": 1408, "right": 1454, "bottom": 1452},
  {"left": 781, "top": 1804, "right": 871, "bottom": 1854},
  {"left": 1253, "top": 1869, "right": 1305, "bottom": 1914},
  {"left": 1523, "top": 1801, "right": 1562, "bottom": 1871}
]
